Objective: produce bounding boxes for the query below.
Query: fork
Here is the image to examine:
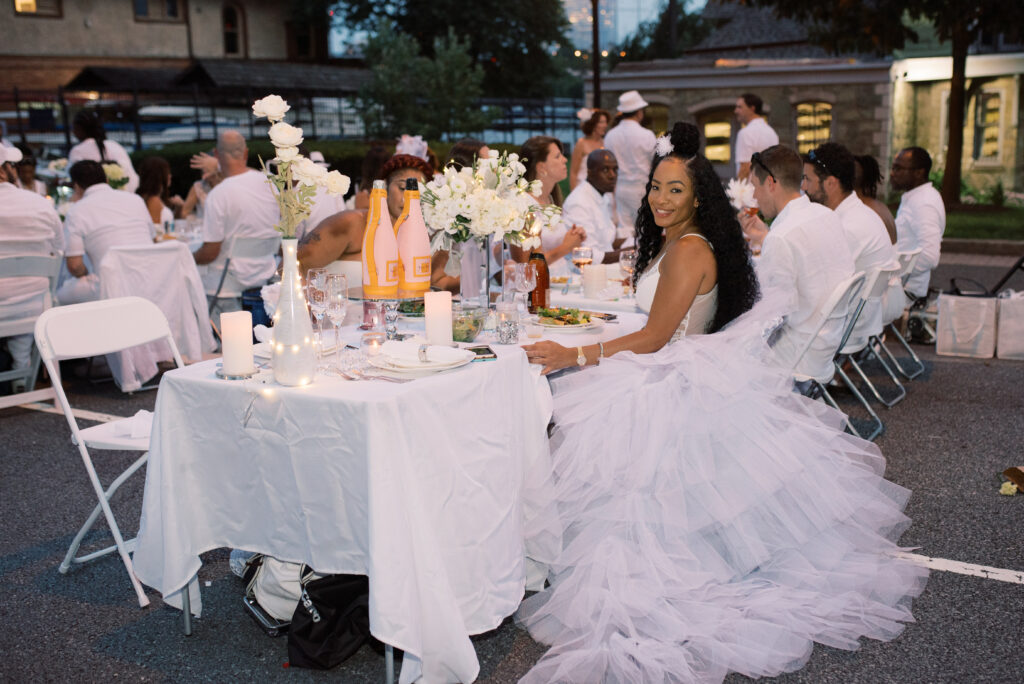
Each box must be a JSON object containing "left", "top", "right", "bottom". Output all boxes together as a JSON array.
[{"left": 339, "top": 368, "right": 412, "bottom": 383}]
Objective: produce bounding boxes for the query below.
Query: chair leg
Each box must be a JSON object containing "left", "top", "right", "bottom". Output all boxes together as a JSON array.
[
  {"left": 812, "top": 381, "right": 862, "bottom": 439},
  {"left": 882, "top": 323, "right": 925, "bottom": 380},
  {"left": 863, "top": 339, "right": 908, "bottom": 407},
  {"left": 848, "top": 350, "right": 907, "bottom": 408},
  {"left": 835, "top": 365, "right": 884, "bottom": 441}
]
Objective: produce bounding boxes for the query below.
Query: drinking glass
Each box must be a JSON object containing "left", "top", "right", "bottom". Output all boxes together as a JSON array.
[
  {"left": 570, "top": 246, "right": 593, "bottom": 291},
  {"left": 618, "top": 249, "right": 637, "bottom": 297},
  {"left": 513, "top": 263, "right": 536, "bottom": 318},
  {"left": 325, "top": 274, "right": 348, "bottom": 369},
  {"left": 306, "top": 267, "right": 328, "bottom": 362}
]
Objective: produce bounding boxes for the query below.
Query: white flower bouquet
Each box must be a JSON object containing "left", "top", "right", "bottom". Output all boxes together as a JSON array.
[
  {"left": 726, "top": 177, "right": 758, "bottom": 215},
  {"left": 102, "top": 163, "right": 128, "bottom": 190},
  {"left": 251, "top": 94, "right": 350, "bottom": 238}
]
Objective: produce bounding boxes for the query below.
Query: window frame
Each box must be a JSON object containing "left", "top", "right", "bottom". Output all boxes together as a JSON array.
[
  {"left": 971, "top": 88, "right": 1004, "bottom": 165},
  {"left": 222, "top": 2, "right": 248, "bottom": 58},
  {"left": 793, "top": 101, "right": 833, "bottom": 155},
  {"left": 133, "top": 0, "right": 186, "bottom": 24},
  {"left": 12, "top": 0, "right": 63, "bottom": 18}
]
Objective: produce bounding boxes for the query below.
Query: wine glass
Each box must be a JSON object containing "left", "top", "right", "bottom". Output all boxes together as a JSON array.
[
  {"left": 513, "top": 263, "right": 536, "bottom": 318},
  {"left": 570, "top": 246, "right": 593, "bottom": 292},
  {"left": 618, "top": 249, "right": 637, "bottom": 297},
  {"left": 325, "top": 274, "right": 348, "bottom": 369},
  {"left": 306, "top": 267, "right": 328, "bottom": 362}
]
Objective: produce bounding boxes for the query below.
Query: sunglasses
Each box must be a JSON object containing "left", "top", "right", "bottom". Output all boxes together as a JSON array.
[
  {"left": 807, "top": 148, "right": 832, "bottom": 177},
  {"left": 751, "top": 152, "right": 776, "bottom": 183}
]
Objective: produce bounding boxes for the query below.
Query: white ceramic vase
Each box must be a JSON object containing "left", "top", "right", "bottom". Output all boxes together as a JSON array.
[{"left": 271, "top": 238, "right": 316, "bottom": 386}]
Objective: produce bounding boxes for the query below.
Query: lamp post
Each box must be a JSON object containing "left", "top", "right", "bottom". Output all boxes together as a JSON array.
[{"left": 591, "top": 0, "right": 601, "bottom": 109}]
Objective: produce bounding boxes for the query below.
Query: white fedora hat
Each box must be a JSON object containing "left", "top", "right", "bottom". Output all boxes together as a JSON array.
[
  {"left": 616, "top": 90, "right": 649, "bottom": 114},
  {"left": 0, "top": 144, "right": 23, "bottom": 165}
]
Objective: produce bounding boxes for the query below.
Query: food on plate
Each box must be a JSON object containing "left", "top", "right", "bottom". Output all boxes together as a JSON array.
[
  {"left": 397, "top": 299, "right": 425, "bottom": 316},
  {"left": 537, "top": 307, "right": 591, "bottom": 326},
  {"left": 550, "top": 276, "right": 569, "bottom": 284}
]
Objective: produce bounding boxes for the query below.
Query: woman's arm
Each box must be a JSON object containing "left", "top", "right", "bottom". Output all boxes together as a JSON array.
[
  {"left": 431, "top": 250, "right": 460, "bottom": 293},
  {"left": 523, "top": 238, "right": 714, "bottom": 374},
  {"left": 144, "top": 195, "right": 163, "bottom": 224}
]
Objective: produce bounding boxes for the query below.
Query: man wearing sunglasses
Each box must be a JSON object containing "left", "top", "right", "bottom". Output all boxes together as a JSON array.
[
  {"left": 889, "top": 147, "right": 945, "bottom": 305},
  {"left": 741, "top": 145, "right": 854, "bottom": 383}
]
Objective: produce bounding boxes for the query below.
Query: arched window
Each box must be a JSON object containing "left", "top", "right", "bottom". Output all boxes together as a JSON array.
[
  {"left": 794, "top": 102, "right": 832, "bottom": 153},
  {"left": 223, "top": 3, "right": 246, "bottom": 57}
]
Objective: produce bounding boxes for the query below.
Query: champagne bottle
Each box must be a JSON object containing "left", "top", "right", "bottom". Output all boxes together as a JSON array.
[
  {"left": 361, "top": 180, "right": 399, "bottom": 298},
  {"left": 528, "top": 251, "right": 549, "bottom": 313},
  {"left": 392, "top": 177, "right": 432, "bottom": 298}
]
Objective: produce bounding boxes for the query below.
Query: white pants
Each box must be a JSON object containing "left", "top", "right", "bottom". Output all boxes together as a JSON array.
[
  {"left": 4, "top": 333, "right": 34, "bottom": 369},
  {"left": 57, "top": 274, "right": 101, "bottom": 305}
]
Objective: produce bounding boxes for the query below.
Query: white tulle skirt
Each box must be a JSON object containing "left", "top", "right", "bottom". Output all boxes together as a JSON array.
[{"left": 517, "top": 298, "right": 928, "bottom": 684}]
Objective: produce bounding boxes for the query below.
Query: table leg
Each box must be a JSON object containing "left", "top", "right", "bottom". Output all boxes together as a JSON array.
[
  {"left": 384, "top": 644, "right": 394, "bottom": 684},
  {"left": 181, "top": 580, "right": 193, "bottom": 636}
]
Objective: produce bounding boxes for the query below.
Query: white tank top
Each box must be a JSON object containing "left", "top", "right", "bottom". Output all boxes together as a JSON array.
[{"left": 635, "top": 233, "right": 718, "bottom": 340}]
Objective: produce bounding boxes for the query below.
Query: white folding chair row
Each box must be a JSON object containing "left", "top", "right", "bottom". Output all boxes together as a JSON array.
[
  {"left": 35, "top": 297, "right": 185, "bottom": 608},
  {"left": 207, "top": 235, "right": 282, "bottom": 314},
  {"left": 0, "top": 252, "right": 62, "bottom": 410},
  {"left": 878, "top": 248, "right": 926, "bottom": 380}
]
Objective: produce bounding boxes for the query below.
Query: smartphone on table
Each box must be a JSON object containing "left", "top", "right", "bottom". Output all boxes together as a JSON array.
[{"left": 466, "top": 345, "right": 497, "bottom": 361}]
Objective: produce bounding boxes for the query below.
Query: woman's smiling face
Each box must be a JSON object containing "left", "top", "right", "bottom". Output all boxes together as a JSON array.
[{"left": 647, "top": 157, "right": 697, "bottom": 231}]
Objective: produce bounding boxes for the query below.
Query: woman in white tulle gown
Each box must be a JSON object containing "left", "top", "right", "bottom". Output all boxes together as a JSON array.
[{"left": 519, "top": 123, "right": 928, "bottom": 683}]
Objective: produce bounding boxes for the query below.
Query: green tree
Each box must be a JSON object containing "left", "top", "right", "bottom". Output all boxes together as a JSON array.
[
  {"left": 358, "top": 20, "right": 426, "bottom": 139},
  {"left": 748, "top": 0, "right": 1022, "bottom": 206},
  {"left": 417, "top": 29, "right": 496, "bottom": 140}
]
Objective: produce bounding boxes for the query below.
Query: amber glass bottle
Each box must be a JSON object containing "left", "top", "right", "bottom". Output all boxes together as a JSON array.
[{"left": 528, "top": 251, "right": 549, "bottom": 313}]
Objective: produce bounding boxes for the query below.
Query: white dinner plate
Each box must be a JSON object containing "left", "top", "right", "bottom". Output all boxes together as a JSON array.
[
  {"left": 534, "top": 317, "right": 604, "bottom": 332},
  {"left": 368, "top": 355, "right": 472, "bottom": 374}
]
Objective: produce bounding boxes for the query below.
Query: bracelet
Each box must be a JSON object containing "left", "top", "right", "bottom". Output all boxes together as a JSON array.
[{"left": 598, "top": 341, "right": 605, "bottom": 359}]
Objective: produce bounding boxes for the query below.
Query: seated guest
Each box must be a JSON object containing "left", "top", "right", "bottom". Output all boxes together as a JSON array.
[
  {"left": 890, "top": 147, "right": 945, "bottom": 304},
  {"left": 57, "top": 160, "right": 152, "bottom": 305},
  {"left": 802, "top": 142, "right": 899, "bottom": 347},
  {"left": 14, "top": 148, "right": 47, "bottom": 196},
  {"left": 854, "top": 154, "right": 897, "bottom": 244},
  {"left": 351, "top": 145, "right": 392, "bottom": 210},
  {"left": 193, "top": 130, "right": 280, "bottom": 305},
  {"left": 740, "top": 145, "right": 855, "bottom": 381},
  {"left": 67, "top": 110, "right": 139, "bottom": 193},
  {"left": 298, "top": 154, "right": 435, "bottom": 276},
  {"left": 136, "top": 156, "right": 182, "bottom": 235},
  {"left": 561, "top": 149, "right": 629, "bottom": 276},
  {"left": 0, "top": 146, "right": 63, "bottom": 388}
]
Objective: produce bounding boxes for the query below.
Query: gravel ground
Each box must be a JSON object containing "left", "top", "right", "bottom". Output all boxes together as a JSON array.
[{"left": 1, "top": 258, "right": 1022, "bottom": 684}]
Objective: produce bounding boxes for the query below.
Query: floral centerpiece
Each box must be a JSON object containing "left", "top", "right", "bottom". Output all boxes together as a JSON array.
[{"left": 102, "top": 163, "right": 129, "bottom": 190}]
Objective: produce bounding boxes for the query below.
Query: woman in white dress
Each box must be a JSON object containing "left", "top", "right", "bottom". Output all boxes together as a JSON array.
[
  {"left": 68, "top": 110, "right": 140, "bottom": 193},
  {"left": 569, "top": 108, "right": 611, "bottom": 191},
  {"left": 520, "top": 122, "right": 927, "bottom": 683}
]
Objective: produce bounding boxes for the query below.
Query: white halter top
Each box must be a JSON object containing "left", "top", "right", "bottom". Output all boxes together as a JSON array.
[{"left": 635, "top": 233, "right": 718, "bottom": 341}]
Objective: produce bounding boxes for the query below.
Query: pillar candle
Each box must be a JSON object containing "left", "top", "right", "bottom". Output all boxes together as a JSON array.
[
  {"left": 424, "top": 291, "right": 453, "bottom": 346},
  {"left": 582, "top": 264, "right": 606, "bottom": 299},
  {"left": 221, "top": 310, "right": 254, "bottom": 376}
]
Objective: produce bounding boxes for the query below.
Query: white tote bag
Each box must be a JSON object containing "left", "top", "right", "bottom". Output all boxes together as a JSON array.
[
  {"left": 996, "top": 292, "right": 1024, "bottom": 360},
  {"left": 936, "top": 293, "right": 997, "bottom": 358}
]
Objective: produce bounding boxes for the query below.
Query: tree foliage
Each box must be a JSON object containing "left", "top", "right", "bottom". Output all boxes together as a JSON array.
[{"left": 609, "top": 0, "right": 708, "bottom": 66}]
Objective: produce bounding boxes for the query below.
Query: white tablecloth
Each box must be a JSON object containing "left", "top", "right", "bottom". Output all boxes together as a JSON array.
[{"left": 548, "top": 288, "right": 643, "bottom": 314}]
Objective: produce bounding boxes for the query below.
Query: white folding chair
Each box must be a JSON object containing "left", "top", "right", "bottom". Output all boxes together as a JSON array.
[
  {"left": 207, "top": 235, "right": 282, "bottom": 314},
  {"left": 790, "top": 272, "right": 866, "bottom": 438},
  {"left": 35, "top": 297, "right": 185, "bottom": 608},
  {"left": 0, "top": 252, "right": 62, "bottom": 410},
  {"left": 878, "top": 248, "right": 926, "bottom": 380}
]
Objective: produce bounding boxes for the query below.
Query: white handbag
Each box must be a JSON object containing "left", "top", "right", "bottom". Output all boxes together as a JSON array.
[
  {"left": 245, "top": 554, "right": 305, "bottom": 622},
  {"left": 936, "top": 293, "right": 997, "bottom": 358},
  {"left": 996, "top": 291, "right": 1024, "bottom": 360}
]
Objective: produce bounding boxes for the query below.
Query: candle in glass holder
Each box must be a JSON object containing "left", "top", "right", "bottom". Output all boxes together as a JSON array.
[
  {"left": 424, "top": 291, "right": 453, "bottom": 345},
  {"left": 221, "top": 310, "right": 254, "bottom": 376}
]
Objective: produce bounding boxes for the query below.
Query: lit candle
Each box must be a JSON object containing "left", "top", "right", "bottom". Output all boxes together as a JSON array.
[
  {"left": 582, "top": 264, "right": 605, "bottom": 299},
  {"left": 424, "top": 291, "right": 453, "bottom": 346},
  {"left": 221, "top": 311, "right": 254, "bottom": 376}
]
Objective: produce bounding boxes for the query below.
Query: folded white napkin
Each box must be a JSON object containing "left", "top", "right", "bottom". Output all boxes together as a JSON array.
[
  {"left": 261, "top": 283, "right": 281, "bottom": 317},
  {"left": 114, "top": 410, "right": 153, "bottom": 440},
  {"left": 380, "top": 340, "right": 474, "bottom": 369},
  {"left": 253, "top": 324, "right": 271, "bottom": 343}
]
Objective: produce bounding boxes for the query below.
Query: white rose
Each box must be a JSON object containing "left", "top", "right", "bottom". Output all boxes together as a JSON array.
[
  {"left": 324, "top": 170, "right": 351, "bottom": 196},
  {"left": 276, "top": 146, "right": 299, "bottom": 162},
  {"left": 268, "top": 121, "right": 303, "bottom": 149},
  {"left": 252, "top": 94, "right": 290, "bottom": 122},
  {"left": 291, "top": 156, "right": 327, "bottom": 187}
]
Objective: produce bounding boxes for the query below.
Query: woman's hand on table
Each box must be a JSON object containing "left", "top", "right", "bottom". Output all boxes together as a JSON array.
[{"left": 523, "top": 340, "right": 576, "bottom": 375}]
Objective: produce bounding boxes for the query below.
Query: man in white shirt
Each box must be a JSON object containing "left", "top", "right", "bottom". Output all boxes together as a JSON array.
[
  {"left": 603, "top": 90, "right": 656, "bottom": 232},
  {"left": 741, "top": 145, "right": 855, "bottom": 382},
  {"left": 734, "top": 93, "right": 780, "bottom": 180},
  {"left": 560, "top": 150, "right": 629, "bottom": 278},
  {"left": 802, "top": 142, "right": 899, "bottom": 347},
  {"left": 890, "top": 146, "right": 945, "bottom": 301},
  {"left": 0, "top": 147, "right": 63, "bottom": 382},
  {"left": 193, "top": 130, "right": 280, "bottom": 305},
  {"left": 57, "top": 160, "right": 153, "bottom": 305}
]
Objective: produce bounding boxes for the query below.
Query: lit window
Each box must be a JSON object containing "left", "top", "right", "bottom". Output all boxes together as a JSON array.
[
  {"left": 795, "top": 102, "right": 832, "bottom": 154},
  {"left": 703, "top": 121, "right": 732, "bottom": 163},
  {"left": 972, "top": 91, "right": 1001, "bottom": 161},
  {"left": 14, "top": 0, "right": 62, "bottom": 16}
]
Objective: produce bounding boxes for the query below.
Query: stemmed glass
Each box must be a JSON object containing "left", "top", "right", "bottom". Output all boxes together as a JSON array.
[
  {"left": 618, "top": 249, "right": 637, "bottom": 298},
  {"left": 513, "top": 263, "right": 536, "bottom": 318},
  {"left": 306, "top": 267, "right": 328, "bottom": 362},
  {"left": 570, "top": 246, "right": 593, "bottom": 292},
  {"left": 325, "top": 274, "right": 349, "bottom": 370}
]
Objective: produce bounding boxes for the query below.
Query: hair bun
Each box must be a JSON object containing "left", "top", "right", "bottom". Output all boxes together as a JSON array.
[{"left": 670, "top": 122, "right": 701, "bottom": 157}]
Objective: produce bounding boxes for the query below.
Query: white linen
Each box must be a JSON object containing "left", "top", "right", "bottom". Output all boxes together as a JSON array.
[
  {"left": 758, "top": 195, "right": 855, "bottom": 381},
  {"left": 603, "top": 119, "right": 656, "bottom": 230},
  {"left": 0, "top": 183, "right": 63, "bottom": 320},
  {"left": 200, "top": 169, "right": 280, "bottom": 293},
  {"left": 98, "top": 241, "right": 215, "bottom": 391},
  {"left": 562, "top": 180, "right": 618, "bottom": 268},
  {"left": 549, "top": 288, "right": 643, "bottom": 314},
  {"left": 734, "top": 116, "right": 780, "bottom": 175},
  {"left": 379, "top": 340, "right": 474, "bottom": 368},
  {"left": 68, "top": 138, "right": 140, "bottom": 193},
  {"left": 834, "top": 193, "right": 900, "bottom": 347},
  {"left": 895, "top": 182, "right": 946, "bottom": 298},
  {"left": 296, "top": 185, "right": 346, "bottom": 241}
]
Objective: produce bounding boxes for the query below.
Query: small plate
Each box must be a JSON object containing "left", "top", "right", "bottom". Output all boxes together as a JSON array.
[{"left": 368, "top": 355, "right": 472, "bottom": 374}]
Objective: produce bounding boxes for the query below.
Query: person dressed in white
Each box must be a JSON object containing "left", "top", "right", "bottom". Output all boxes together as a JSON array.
[
  {"left": 14, "top": 149, "right": 48, "bottom": 196},
  {"left": 57, "top": 160, "right": 153, "bottom": 305},
  {"left": 295, "top": 151, "right": 346, "bottom": 241},
  {"left": 740, "top": 144, "right": 855, "bottom": 381},
  {"left": 67, "top": 110, "right": 140, "bottom": 193},
  {"left": 734, "top": 93, "right": 780, "bottom": 180},
  {"left": 802, "top": 142, "right": 899, "bottom": 347},
  {"left": 0, "top": 147, "right": 63, "bottom": 383},
  {"left": 890, "top": 146, "right": 945, "bottom": 302},
  {"left": 518, "top": 123, "right": 927, "bottom": 683},
  {"left": 193, "top": 130, "right": 280, "bottom": 305},
  {"left": 603, "top": 90, "right": 656, "bottom": 231},
  {"left": 561, "top": 149, "right": 630, "bottom": 276}
]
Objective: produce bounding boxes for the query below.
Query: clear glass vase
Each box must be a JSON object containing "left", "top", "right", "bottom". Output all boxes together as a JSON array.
[
  {"left": 271, "top": 238, "right": 316, "bottom": 386},
  {"left": 458, "top": 237, "right": 491, "bottom": 309}
]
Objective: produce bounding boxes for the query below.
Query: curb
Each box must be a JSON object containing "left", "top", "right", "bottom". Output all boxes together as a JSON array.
[{"left": 943, "top": 238, "right": 1023, "bottom": 256}]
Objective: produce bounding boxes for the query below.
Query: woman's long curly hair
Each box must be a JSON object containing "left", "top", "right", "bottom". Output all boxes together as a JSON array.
[{"left": 632, "top": 122, "right": 759, "bottom": 333}]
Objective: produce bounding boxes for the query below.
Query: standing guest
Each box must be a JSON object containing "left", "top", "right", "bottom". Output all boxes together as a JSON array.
[
  {"left": 136, "top": 156, "right": 182, "bottom": 235},
  {"left": 890, "top": 147, "right": 945, "bottom": 303},
  {"left": 561, "top": 150, "right": 628, "bottom": 274},
  {"left": 179, "top": 149, "right": 223, "bottom": 219},
  {"left": 854, "top": 154, "right": 898, "bottom": 244},
  {"left": 351, "top": 145, "right": 392, "bottom": 210},
  {"left": 802, "top": 142, "right": 899, "bottom": 347},
  {"left": 568, "top": 108, "right": 610, "bottom": 191},
  {"left": 14, "top": 148, "right": 47, "bottom": 196},
  {"left": 57, "top": 160, "right": 152, "bottom": 305},
  {"left": 67, "top": 110, "right": 139, "bottom": 193},
  {"left": 734, "top": 93, "right": 779, "bottom": 181},
  {"left": 0, "top": 146, "right": 63, "bottom": 389},
  {"left": 740, "top": 144, "right": 855, "bottom": 381},
  {"left": 193, "top": 130, "right": 280, "bottom": 306},
  {"left": 604, "top": 91, "right": 656, "bottom": 231}
]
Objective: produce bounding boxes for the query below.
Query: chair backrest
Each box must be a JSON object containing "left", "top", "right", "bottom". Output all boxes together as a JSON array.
[
  {"left": 225, "top": 235, "right": 282, "bottom": 260},
  {"left": 897, "top": 249, "right": 922, "bottom": 286},
  {"left": 790, "top": 271, "right": 866, "bottom": 373},
  {"left": 35, "top": 296, "right": 184, "bottom": 366},
  {"left": 836, "top": 266, "right": 900, "bottom": 353},
  {"left": 0, "top": 253, "right": 63, "bottom": 337}
]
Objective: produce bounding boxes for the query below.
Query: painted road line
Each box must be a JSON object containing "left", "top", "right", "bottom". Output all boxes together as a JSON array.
[{"left": 897, "top": 552, "right": 1024, "bottom": 585}]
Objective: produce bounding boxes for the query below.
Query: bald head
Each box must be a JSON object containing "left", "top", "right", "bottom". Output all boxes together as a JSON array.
[
  {"left": 586, "top": 149, "right": 617, "bottom": 195},
  {"left": 217, "top": 130, "right": 247, "bottom": 160}
]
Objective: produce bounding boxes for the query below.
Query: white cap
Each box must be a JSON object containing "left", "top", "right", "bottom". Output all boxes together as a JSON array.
[
  {"left": 616, "top": 90, "right": 649, "bottom": 114},
  {"left": 308, "top": 150, "right": 328, "bottom": 168},
  {"left": 0, "top": 144, "right": 23, "bottom": 165}
]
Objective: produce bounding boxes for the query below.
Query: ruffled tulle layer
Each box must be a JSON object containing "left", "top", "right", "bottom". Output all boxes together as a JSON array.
[{"left": 517, "top": 300, "right": 928, "bottom": 684}]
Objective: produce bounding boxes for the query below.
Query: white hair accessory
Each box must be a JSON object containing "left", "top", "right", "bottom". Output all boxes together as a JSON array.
[
  {"left": 396, "top": 134, "right": 429, "bottom": 162},
  {"left": 576, "top": 107, "right": 593, "bottom": 123},
  {"left": 654, "top": 135, "right": 674, "bottom": 157}
]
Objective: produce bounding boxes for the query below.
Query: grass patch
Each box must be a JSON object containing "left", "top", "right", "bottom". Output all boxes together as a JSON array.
[{"left": 944, "top": 205, "right": 1024, "bottom": 241}]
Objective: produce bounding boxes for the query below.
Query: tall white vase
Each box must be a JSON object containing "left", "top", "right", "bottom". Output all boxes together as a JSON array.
[{"left": 272, "top": 238, "right": 316, "bottom": 386}]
